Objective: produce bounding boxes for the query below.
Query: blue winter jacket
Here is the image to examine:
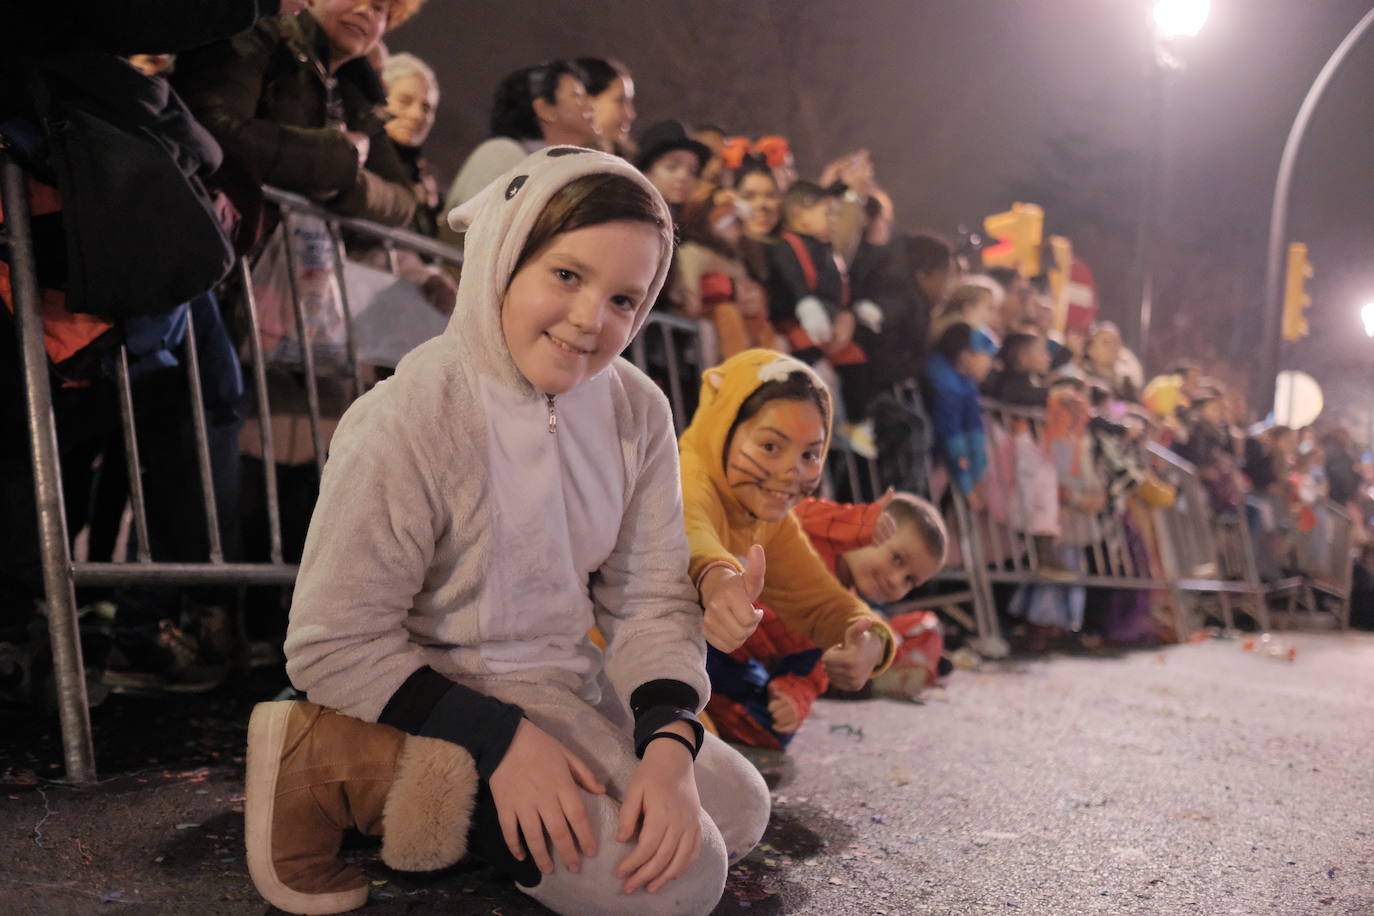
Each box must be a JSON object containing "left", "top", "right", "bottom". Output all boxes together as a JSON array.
[{"left": 924, "top": 352, "right": 987, "bottom": 494}]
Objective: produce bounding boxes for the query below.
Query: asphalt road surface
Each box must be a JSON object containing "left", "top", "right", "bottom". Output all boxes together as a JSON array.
[{"left": 3, "top": 631, "right": 1371, "bottom": 915}]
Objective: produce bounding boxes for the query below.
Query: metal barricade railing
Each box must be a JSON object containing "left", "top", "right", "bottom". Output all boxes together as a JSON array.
[
  {"left": 1288, "top": 499, "right": 1354, "bottom": 628},
  {"left": 76, "top": 187, "right": 464, "bottom": 589},
  {"left": 968, "top": 401, "right": 1179, "bottom": 641},
  {"left": 3, "top": 172, "right": 465, "bottom": 781},
  {"left": 964, "top": 399, "right": 1313, "bottom": 643},
  {"left": 1143, "top": 442, "right": 1271, "bottom": 634},
  {"left": 974, "top": 401, "right": 1161, "bottom": 586},
  {"left": 627, "top": 309, "right": 701, "bottom": 432},
  {"left": 1147, "top": 442, "right": 1273, "bottom": 632},
  {"left": 3, "top": 152, "right": 97, "bottom": 781}
]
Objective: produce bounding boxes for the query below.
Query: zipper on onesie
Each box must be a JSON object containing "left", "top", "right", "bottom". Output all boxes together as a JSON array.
[{"left": 546, "top": 394, "right": 557, "bottom": 434}]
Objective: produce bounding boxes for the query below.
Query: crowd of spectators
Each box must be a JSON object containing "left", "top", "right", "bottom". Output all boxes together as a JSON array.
[{"left": 2, "top": 0, "right": 1372, "bottom": 710}]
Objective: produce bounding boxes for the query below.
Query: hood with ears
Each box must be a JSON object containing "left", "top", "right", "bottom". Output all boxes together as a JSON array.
[
  {"left": 443, "top": 146, "right": 675, "bottom": 396},
  {"left": 678, "top": 348, "right": 833, "bottom": 517}
]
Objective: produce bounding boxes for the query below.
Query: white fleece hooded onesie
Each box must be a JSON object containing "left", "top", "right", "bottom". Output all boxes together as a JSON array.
[{"left": 283, "top": 147, "right": 769, "bottom": 915}]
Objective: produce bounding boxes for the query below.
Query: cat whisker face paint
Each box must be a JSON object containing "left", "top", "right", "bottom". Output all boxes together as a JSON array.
[{"left": 724, "top": 399, "right": 826, "bottom": 522}]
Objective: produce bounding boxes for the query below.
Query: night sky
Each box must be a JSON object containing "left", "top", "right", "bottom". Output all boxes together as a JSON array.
[{"left": 389, "top": 0, "right": 1374, "bottom": 412}]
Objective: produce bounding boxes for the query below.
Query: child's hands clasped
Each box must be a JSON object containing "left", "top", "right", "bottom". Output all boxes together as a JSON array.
[
  {"left": 616, "top": 722, "right": 703, "bottom": 895},
  {"left": 699, "top": 544, "right": 766, "bottom": 652},
  {"left": 489, "top": 719, "right": 606, "bottom": 876},
  {"left": 822, "top": 618, "right": 885, "bottom": 691}
]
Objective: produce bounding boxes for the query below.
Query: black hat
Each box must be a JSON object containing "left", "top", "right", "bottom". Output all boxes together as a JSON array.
[{"left": 634, "top": 120, "right": 712, "bottom": 172}]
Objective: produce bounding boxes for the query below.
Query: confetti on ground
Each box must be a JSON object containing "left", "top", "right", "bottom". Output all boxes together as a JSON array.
[{"left": 828, "top": 724, "right": 865, "bottom": 741}]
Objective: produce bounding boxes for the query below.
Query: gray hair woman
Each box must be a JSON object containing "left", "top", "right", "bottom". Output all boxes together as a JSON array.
[
  {"left": 374, "top": 50, "right": 457, "bottom": 310},
  {"left": 381, "top": 51, "right": 439, "bottom": 149}
]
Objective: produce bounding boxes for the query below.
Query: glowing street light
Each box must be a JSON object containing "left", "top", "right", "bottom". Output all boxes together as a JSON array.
[
  {"left": 1135, "top": 0, "right": 1208, "bottom": 359},
  {"left": 1153, "top": 0, "right": 1210, "bottom": 40}
]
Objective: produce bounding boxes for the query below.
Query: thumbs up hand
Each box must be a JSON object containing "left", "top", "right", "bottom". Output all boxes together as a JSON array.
[
  {"left": 821, "top": 618, "right": 885, "bottom": 691},
  {"left": 699, "top": 545, "right": 766, "bottom": 653}
]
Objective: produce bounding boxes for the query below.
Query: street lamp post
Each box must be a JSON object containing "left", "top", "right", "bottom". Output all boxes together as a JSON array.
[
  {"left": 1134, "top": 0, "right": 1209, "bottom": 364},
  {"left": 1257, "top": 8, "right": 1374, "bottom": 418}
]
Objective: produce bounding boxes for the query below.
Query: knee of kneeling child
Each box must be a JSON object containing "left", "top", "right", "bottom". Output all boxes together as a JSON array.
[
  {"left": 655, "top": 827, "right": 729, "bottom": 915},
  {"left": 523, "top": 804, "right": 728, "bottom": 916},
  {"left": 725, "top": 767, "right": 771, "bottom": 862}
]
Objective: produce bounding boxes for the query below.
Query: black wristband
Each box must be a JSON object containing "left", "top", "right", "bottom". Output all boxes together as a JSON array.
[
  {"left": 629, "top": 679, "right": 700, "bottom": 717},
  {"left": 633, "top": 705, "right": 704, "bottom": 758},
  {"left": 641, "top": 731, "right": 698, "bottom": 760}
]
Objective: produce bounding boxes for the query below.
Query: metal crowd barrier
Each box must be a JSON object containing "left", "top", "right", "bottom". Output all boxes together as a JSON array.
[
  {"left": 627, "top": 309, "right": 700, "bottom": 435},
  {"left": 963, "top": 399, "right": 1350, "bottom": 644},
  {"left": 4, "top": 152, "right": 97, "bottom": 780},
  {"left": 1284, "top": 499, "right": 1354, "bottom": 628},
  {"left": 3, "top": 172, "right": 466, "bottom": 781},
  {"left": 968, "top": 401, "right": 1184, "bottom": 643}
]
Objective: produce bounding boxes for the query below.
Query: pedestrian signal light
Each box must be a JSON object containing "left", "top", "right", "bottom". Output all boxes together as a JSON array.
[
  {"left": 1282, "top": 242, "right": 1312, "bottom": 342},
  {"left": 982, "top": 203, "right": 1044, "bottom": 277}
]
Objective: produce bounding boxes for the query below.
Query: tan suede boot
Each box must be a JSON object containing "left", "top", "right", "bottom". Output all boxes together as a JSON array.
[{"left": 245, "top": 700, "right": 479, "bottom": 915}]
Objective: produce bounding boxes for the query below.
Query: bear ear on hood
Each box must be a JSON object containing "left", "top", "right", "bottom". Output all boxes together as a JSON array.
[
  {"left": 445, "top": 148, "right": 595, "bottom": 233},
  {"left": 446, "top": 186, "right": 489, "bottom": 233},
  {"left": 703, "top": 369, "right": 726, "bottom": 398},
  {"left": 446, "top": 170, "right": 530, "bottom": 233}
]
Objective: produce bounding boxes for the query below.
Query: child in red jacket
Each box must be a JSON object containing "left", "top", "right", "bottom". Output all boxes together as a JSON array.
[{"left": 706, "top": 491, "right": 947, "bottom": 749}]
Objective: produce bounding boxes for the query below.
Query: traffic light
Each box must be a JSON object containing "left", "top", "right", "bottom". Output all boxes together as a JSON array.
[
  {"left": 982, "top": 203, "right": 1044, "bottom": 277},
  {"left": 1282, "top": 242, "right": 1312, "bottom": 342}
]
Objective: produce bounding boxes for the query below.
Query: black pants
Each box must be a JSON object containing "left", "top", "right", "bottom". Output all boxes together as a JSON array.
[
  {"left": 238, "top": 456, "right": 319, "bottom": 642},
  {"left": 869, "top": 382, "right": 932, "bottom": 497},
  {"left": 791, "top": 323, "right": 882, "bottom": 424},
  {"left": 1, "top": 332, "right": 240, "bottom": 636}
]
